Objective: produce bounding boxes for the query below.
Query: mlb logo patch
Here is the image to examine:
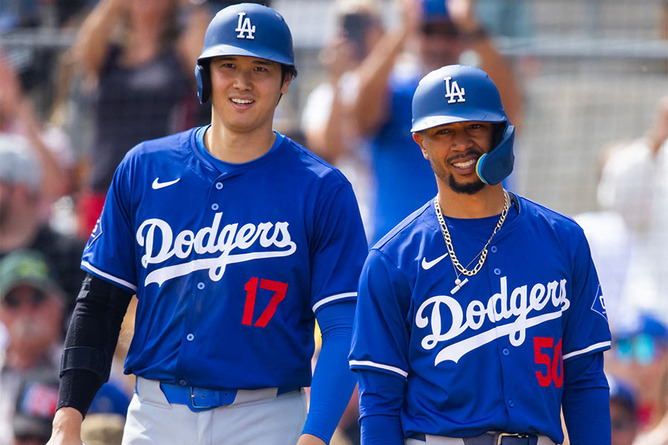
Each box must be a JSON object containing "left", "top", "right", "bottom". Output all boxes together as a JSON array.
[
  {"left": 86, "top": 217, "right": 103, "bottom": 248},
  {"left": 591, "top": 285, "right": 607, "bottom": 320}
]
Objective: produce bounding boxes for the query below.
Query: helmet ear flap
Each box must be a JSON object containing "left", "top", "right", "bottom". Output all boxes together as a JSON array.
[
  {"left": 195, "top": 63, "right": 211, "bottom": 104},
  {"left": 476, "top": 125, "right": 515, "bottom": 185}
]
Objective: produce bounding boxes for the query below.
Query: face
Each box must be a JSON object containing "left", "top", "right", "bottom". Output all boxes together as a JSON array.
[
  {"left": 0, "top": 285, "right": 63, "bottom": 370},
  {"left": 419, "top": 22, "right": 463, "bottom": 72},
  {"left": 610, "top": 335, "right": 668, "bottom": 400},
  {"left": 209, "top": 56, "right": 290, "bottom": 135},
  {"left": 413, "top": 121, "right": 494, "bottom": 195}
]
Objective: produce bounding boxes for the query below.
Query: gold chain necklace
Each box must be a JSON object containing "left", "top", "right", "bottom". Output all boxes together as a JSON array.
[{"left": 434, "top": 190, "right": 510, "bottom": 294}]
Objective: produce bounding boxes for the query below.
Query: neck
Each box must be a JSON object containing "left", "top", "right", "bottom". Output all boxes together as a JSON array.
[
  {"left": 204, "top": 122, "right": 276, "bottom": 164},
  {"left": 436, "top": 183, "right": 506, "bottom": 218}
]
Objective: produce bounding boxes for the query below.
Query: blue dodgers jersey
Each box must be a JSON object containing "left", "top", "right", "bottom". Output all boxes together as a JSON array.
[
  {"left": 82, "top": 128, "right": 368, "bottom": 390},
  {"left": 349, "top": 195, "right": 611, "bottom": 443}
]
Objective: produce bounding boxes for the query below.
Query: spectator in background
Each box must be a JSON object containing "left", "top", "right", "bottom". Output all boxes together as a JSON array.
[
  {"left": 606, "top": 312, "right": 668, "bottom": 444},
  {"left": 301, "top": 0, "right": 385, "bottom": 242},
  {"left": 70, "top": 0, "right": 209, "bottom": 238},
  {"left": 0, "top": 251, "right": 66, "bottom": 445},
  {"left": 608, "top": 375, "right": 639, "bottom": 445},
  {"left": 0, "top": 50, "right": 73, "bottom": 210},
  {"left": 349, "top": 0, "right": 523, "bottom": 243},
  {"left": 0, "top": 134, "right": 86, "bottom": 320},
  {"left": 11, "top": 371, "right": 61, "bottom": 445},
  {"left": 596, "top": 95, "right": 668, "bottom": 326}
]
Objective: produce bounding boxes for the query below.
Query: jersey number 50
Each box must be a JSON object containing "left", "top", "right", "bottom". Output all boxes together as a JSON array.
[{"left": 533, "top": 337, "right": 563, "bottom": 388}]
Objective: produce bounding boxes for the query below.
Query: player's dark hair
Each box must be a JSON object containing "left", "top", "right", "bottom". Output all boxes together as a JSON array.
[{"left": 281, "top": 64, "right": 298, "bottom": 82}]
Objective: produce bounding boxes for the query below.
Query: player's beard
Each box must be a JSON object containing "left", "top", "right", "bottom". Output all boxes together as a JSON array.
[
  {"left": 430, "top": 150, "right": 486, "bottom": 195},
  {"left": 448, "top": 174, "right": 485, "bottom": 195}
]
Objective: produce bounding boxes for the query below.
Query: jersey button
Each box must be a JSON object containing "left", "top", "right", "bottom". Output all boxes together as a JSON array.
[
  {"left": 215, "top": 182, "right": 223, "bottom": 190},
  {"left": 502, "top": 348, "right": 509, "bottom": 356},
  {"left": 197, "top": 282, "right": 205, "bottom": 290},
  {"left": 490, "top": 245, "right": 498, "bottom": 253},
  {"left": 187, "top": 333, "right": 195, "bottom": 341},
  {"left": 493, "top": 268, "right": 501, "bottom": 275},
  {"left": 211, "top": 203, "right": 219, "bottom": 211},
  {"left": 508, "top": 399, "right": 515, "bottom": 408},
  {"left": 179, "top": 379, "right": 187, "bottom": 386}
]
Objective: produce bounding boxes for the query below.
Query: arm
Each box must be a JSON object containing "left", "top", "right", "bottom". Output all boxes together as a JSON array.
[
  {"left": 357, "top": 370, "right": 405, "bottom": 445},
  {"left": 299, "top": 300, "right": 358, "bottom": 445},
  {"left": 48, "top": 275, "right": 133, "bottom": 445},
  {"left": 562, "top": 352, "right": 611, "bottom": 445},
  {"left": 447, "top": 0, "right": 524, "bottom": 130},
  {"left": 303, "top": 36, "right": 356, "bottom": 163},
  {"left": 72, "top": 0, "right": 125, "bottom": 84},
  {"left": 352, "top": 0, "right": 418, "bottom": 136}
]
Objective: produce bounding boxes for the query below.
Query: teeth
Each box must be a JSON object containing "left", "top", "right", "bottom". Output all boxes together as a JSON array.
[
  {"left": 453, "top": 159, "right": 476, "bottom": 168},
  {"left": 231, "top": 98, "right": 253, "bottom": 104}
]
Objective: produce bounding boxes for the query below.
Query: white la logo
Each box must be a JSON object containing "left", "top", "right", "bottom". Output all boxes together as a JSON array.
[
  {"left": 444, "top": 76, "right": 466, "bottom": 103},
  {"left": 236, "top": 12, "right": 256, "bottom": 39}
]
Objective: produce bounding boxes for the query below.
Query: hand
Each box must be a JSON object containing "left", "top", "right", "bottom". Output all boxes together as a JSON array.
[
  {"left": 446, "top": 0, "right": 480, "bottom": 33},
  {"left": 400, "top": 0, "right": 420, "bottom": 36},
  {"left": 296, "top": 433, "right": 327, "bottom": 445},
  {"left": 46, "top": 408, "right": 84, "bottom": 445},
  {"left": 319, "top": 35, "right": 357, "bottom": 81}
]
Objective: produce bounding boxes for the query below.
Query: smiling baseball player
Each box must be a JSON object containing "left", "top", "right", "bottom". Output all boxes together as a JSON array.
[
  {"left": 48, "top": 4, "right": 367, "bottom": 445},
  {"left": 349, "top": 65, "right": 612, "bottom": 445}
]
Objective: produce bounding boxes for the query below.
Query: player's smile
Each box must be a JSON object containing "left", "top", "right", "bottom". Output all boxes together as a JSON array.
[
  {"left": 209, "top": 55, "right": 290, "bottom": 134},
  {"left": 448, "top": 149, "right": 482, "bottom": 175}
]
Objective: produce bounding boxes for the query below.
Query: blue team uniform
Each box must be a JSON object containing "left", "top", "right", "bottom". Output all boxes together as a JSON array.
[
  {"left": 349, "top": 194, "right": 611, "bottom": 443},
  {"left": 83, "top": 127, "right": 368, "bottom": 391}
]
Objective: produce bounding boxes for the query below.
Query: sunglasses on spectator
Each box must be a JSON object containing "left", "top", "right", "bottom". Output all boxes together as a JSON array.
[
  {"left": 2, "top": 288, "right": 47, "bottom": 309},
  {"left": 614, "top": 334, "right": 665, "bottom": 365}
]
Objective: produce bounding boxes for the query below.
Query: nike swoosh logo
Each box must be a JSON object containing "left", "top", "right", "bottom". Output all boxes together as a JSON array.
[
  {"left": 152, "top": 178, "right": 180, "bottom": 190},
  {"left": 421, "top": 253, "right": 449, "bottom": 270}
]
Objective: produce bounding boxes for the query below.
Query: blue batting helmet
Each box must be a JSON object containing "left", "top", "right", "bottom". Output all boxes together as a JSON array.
[
  {"left": 195, "top": 3, "right": 296, "bottom": 104},
  {"left": 411, "top": 64, "right": 515, "bottom": 185}
]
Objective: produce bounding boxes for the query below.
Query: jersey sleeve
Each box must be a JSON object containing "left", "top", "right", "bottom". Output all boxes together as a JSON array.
[
  {"left": 309, "top": 182, "right": 368, "bottom": 313},
  {"left": 81, "top": 153, "right": 138, "bottom": 293},
  {"left": 349, "top": 249, "right": 412, "bottom": 379},
  {"left": 562, "top": 228, "right": 612, "bottom": 361}
]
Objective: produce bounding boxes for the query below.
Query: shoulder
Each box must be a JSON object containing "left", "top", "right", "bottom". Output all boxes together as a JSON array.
[
  {"left": 373, "top": 201, "right": 435, "bottom": 258},
  {"left": 121, "top": 128, "right": 196, "bottom": 164},
  {"left": 278, "top": 135, "right": 352, "bottom": 186},
  {"left": 516, "top": 194, "right": 587, "bottom": 241}
]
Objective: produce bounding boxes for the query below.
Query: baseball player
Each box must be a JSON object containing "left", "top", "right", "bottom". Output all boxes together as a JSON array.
[
  {"left": 48, "top": 4, "right": 367, "bottom": 445},
  {"left": 349, "top": 65, "right": 612, "bottom": 445}
]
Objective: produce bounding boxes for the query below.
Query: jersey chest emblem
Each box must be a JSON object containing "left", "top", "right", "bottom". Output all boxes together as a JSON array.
[
  {"left": 136, "top": 212, "right": 296, "bottom": 286},
  {"left": 415, "top": 276, "right": 570, "bottom": 364}
]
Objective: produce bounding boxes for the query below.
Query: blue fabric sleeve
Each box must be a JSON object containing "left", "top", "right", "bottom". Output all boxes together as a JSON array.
[
  {"left": 357, "top": 369, "right": 405, "bottom": 445},
  {"left": 562, "top": 352, "right": 611, "bottom": 445},
  {"left": 302, "top": 300, "right": 358, "bottom": 442}
]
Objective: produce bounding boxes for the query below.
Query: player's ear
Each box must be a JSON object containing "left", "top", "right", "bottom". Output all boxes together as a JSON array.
[
  {"left": 413, "top": 132, "right": 429, "bottom": 160},
  {"left": 280, "top": 75, "right": 292, "bottom": 95}
]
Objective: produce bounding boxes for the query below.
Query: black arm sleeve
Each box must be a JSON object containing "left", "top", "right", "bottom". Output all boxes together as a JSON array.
[{"left": 57, "top": 274, "right": 133, "bottom": 417}]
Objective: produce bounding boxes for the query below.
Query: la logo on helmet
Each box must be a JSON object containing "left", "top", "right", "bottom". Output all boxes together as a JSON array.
[
  {"left": 444, "top": 77, "right": 466, "bottom": 104},
  {"left": 236, "top": 12, "right": 256, "bottom": 39}
]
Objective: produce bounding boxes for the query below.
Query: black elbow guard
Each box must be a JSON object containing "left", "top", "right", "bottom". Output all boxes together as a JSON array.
[{"left": 60, "top": 346, "right": 109, "bottom": 380}]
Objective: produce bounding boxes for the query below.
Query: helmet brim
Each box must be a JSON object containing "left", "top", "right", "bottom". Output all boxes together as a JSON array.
[
  {"left": 411, "top": 111, "right": 507, "bottom": 133},
  {"left": 198, "top": 44, "right": 294, "bottom": 67}
]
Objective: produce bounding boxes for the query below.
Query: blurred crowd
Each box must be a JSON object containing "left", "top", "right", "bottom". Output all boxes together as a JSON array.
[{"left": 0, "top": 0, "right": 666, "bottom": 444}]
